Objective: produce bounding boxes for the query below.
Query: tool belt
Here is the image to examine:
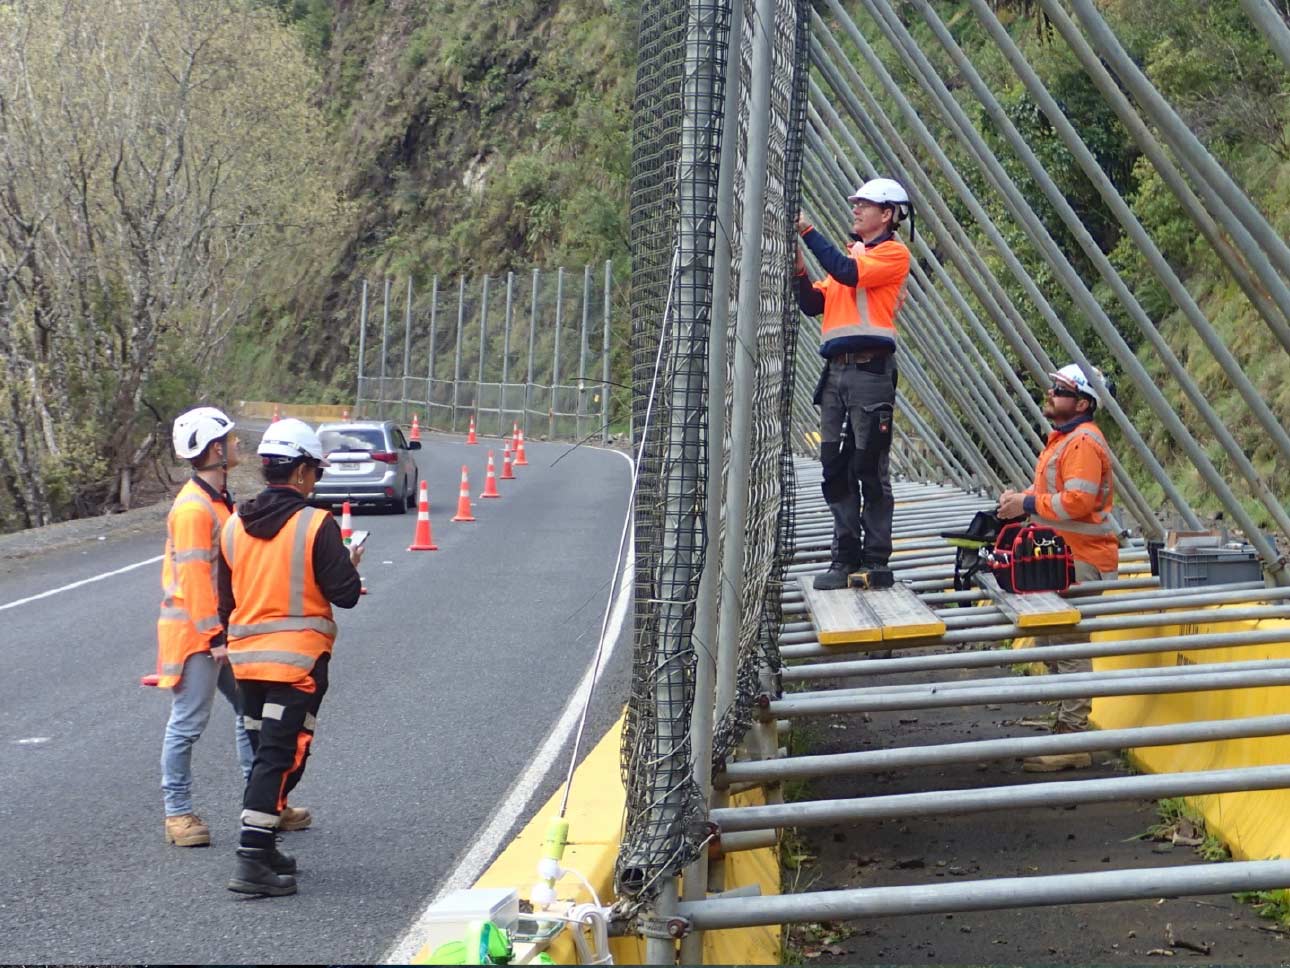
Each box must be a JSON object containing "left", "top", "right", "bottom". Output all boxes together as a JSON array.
[
  {"left": 987, "top": 522, "right": 1075, "bottom": 594},
  {"left": 830, "top": 348, "right": 893, "bottom": 365}
]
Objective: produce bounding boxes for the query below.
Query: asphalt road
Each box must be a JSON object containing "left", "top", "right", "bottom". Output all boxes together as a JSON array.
[{"left": 0, "top": 433, "right": 633, "bottom": 964}]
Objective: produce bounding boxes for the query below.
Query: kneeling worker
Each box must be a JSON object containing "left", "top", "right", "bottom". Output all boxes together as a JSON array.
[
  {"left": 794, "top": 178, "right": 912, "bottom": 590},
  {"left": 218, "top": 418, "right": 364, "bottom": 895},
  {"left": 997, "top": 364, "right": 1118, "bottom": 770}
]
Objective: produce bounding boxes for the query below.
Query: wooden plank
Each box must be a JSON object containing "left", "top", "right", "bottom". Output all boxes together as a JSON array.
[
  {"left": 797, "top": 576, "right": 883, "bottom": 646},
  {"left": 859, "top": 583, "right": 947, "bottom": 641},
  {"left": 975, "top": 572, "right": 1081, "bottom": 628}
]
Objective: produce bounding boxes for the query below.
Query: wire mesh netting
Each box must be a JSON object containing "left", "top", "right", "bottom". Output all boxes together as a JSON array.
[{"left": 616, "top": 0, "right": 807, "bottom": 904}]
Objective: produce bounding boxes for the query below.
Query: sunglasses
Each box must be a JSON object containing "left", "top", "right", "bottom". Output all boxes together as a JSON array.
[{"left": 1048, "top": 385, "right": 1080, "bottom": 399}]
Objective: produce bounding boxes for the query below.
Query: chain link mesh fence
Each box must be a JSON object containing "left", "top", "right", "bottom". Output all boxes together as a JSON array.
[{"left": 353, "top": 264, "right": 618, "bottom": 442}]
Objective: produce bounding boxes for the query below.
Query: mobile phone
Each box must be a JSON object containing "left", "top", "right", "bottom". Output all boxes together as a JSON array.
[{"left": 348, "top": 529, "right": 369, "bottom": 550}]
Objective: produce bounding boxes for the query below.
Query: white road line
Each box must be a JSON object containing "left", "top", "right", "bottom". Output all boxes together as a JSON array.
[
  {"left": 0, "top": 555, "right": 163, "bottom": 613},
  {"left": 382, "top": 447, "right": 634, "bottom": 965}
]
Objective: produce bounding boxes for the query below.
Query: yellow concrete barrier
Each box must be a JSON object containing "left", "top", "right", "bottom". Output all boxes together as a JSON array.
[
  {"left": 425, "top": 714, "right": 780, "bottom": 964},
  {"left": 236, "top": 401, "right": 356, "bottom": 423},
  {"left": 1092, "top": 612, "right": 1290, "bottom": 862}
]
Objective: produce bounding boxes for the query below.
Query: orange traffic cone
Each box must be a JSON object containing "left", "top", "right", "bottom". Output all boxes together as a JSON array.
[
  {"left": 466, "top": 414, "right": 478, "bottom": 445},
  {"left": 451, "top": 465, "right": 476, "bottom": 522},
  {"left": 410, "top": 413, "right": 421, "bottom": 442},
  {"left": 501, "top": 446, "right": 515, "bottom": 480},
  {"left": 340, "top": 501, "right": 353, "bottom": 544},
  {"left": 480, "top": 451, "right": 501, "bottom": 498},
  {"left": 360, "top": 574, "right": 369, "bottom": 596},
  {"left": 408, "top": 480, "right": 438, "bottom": 550},
  {"left": 514, "top": 428, "right": 529, "bottom": 466},
  {"left": 272, "top": 403, "right": 281, "bottom": 421}
]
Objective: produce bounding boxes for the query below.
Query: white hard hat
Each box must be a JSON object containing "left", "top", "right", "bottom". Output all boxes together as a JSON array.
[
  {"left": 1050, "top": 363, "right": 1103, "bottom": 405},
  {"left": 173, "top": 407, "right": 235, "bottom": 459},
  {"left": 848, "top": 177, "right": 910, "bottom": 207},
  {"left": 257, "top": 418, "right": 330, "bottom": 466}
]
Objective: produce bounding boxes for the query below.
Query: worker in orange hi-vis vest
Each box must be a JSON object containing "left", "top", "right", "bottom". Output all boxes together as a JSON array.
[
  {"left": 794, "top": 177, "right": 912, "bottom": 591},
  {"left": 998, "top": 363, "right": 1120, "bottom": 771},
  {"left": 218, "top": 418, "right": 364, "bottom": 896},
  {"left": 157, "top": 407, "right": 254, "bottom": 849}
]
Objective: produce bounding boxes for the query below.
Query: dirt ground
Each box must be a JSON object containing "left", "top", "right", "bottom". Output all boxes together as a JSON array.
[{"left": 784, "top": 654, "right": 1290, "bottom": 966}]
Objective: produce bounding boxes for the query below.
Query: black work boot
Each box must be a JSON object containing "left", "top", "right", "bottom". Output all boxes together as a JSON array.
[
  {"left": 268, "top": 837, "right": 296, "bottom": 875},
  {"left": 813, "top": 564, "right": 854, "bottom": 590},
  {"left": 228, "top": 848, "right": 298, "bottom": 896}
]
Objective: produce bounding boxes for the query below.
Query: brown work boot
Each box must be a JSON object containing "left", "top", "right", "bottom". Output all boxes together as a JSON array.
[
  {"left": 164, "top": 813, "right": 211, "bottom": 847},
  {"left": 279, "top": 805, "right": 312, "bottom": 831},
  {"left": 1022, "top": 752, "right": 1093, "bottom": 773}
]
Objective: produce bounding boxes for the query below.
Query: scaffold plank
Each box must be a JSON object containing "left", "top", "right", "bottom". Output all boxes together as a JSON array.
[
  {"left": 797, "top": 576, "right": 883, "bottom": 645},
  {"left": 975, "top": 572, "right": 1080, "bottom": 628},
  {"left": 859, "top": 583, "right": 948, "bottom": 640}
]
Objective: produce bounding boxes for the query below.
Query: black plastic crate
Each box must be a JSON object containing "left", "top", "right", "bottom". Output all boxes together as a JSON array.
[
  {"left": 1157, "top": 546, "right": 1262, "bottom": 589},
  {"left": 1147, "top": 540, "right": 1163, "bottom": 577}
]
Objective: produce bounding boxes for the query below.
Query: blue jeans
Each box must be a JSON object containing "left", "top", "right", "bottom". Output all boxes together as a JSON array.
[{"left": 161, "top": 651, "right": 254, "bottom": 816}]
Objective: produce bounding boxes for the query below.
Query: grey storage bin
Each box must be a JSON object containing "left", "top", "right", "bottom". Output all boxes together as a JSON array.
[{"left": 1157, "top": 545, "right": 1263, "bottom": 589}]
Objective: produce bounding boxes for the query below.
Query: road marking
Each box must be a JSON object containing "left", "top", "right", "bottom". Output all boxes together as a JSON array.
[
  {"left": 13, "top": 737, "right": 51, "bottom": 745},
  {"left": 0, "top": 555, "right": 163, "bottom": 613},
  {"left": 382, "top": 447, "right": 634, "bottom": 965}
]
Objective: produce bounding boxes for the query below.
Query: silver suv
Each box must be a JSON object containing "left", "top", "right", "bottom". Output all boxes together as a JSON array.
[{"left": 313, "top": 420, "right": 421, "bottom": 513}]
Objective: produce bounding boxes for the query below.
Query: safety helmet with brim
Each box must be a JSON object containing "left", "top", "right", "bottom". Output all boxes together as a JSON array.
[
  {"left": 257, "top": 418, "right": 331, "bottom": 467},
  {"left": 173, "top": 406, "right": 235, "bottom": 460},
  {"left": 1048, "top": 362, "right": 1107, "bottom": 405}
]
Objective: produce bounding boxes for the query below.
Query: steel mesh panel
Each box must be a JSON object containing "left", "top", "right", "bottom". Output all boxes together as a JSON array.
[{"left": 617, "top": 0, "right": 731, "bottom": 899}]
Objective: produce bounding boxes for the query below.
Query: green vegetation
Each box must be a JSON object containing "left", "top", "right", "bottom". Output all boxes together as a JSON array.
[{"left": 1234, "top": 887, "right": 1290, "bottom": 930}]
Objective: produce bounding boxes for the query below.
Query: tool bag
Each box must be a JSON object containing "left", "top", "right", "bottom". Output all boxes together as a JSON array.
[
  {"left": 988, "top": 522, "right": 1075, "bottom": 594},
  {"left": 942, "top": 511, "right": 1014, "bottom": 592}
]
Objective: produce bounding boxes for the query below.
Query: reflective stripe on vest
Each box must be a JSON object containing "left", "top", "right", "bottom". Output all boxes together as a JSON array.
[
  {"left": 1034, "top": 425, "right": 1116, "bottom": 537},
  {"left": 159, "top": 488, "right": 221, "bottom": 624},
  {"left": 226, "top": 508, "right": 339, "bottom": 640}
]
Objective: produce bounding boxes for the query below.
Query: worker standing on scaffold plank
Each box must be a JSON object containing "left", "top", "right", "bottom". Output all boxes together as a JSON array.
[{"left": 794, "top": 178, "right": 912, "bottom": 591}]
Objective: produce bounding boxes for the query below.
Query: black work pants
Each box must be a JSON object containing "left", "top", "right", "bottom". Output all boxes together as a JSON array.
[
  {"left": 238, "top": 654, "right": 328, "bottom": 822},
  {"left": 816, "top": 356, "right": 898, "bottom": 568}
]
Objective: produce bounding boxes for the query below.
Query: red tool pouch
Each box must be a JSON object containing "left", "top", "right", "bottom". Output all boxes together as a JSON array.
[{"left": 989, "top": 523, "right": 1075, "bottom": 594}]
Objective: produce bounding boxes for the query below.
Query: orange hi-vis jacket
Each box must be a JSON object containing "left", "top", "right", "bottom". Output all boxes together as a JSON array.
[
  {"left": 220, "top": 506, "right": 338, "bottom": 688},
  {"left": 813, "top": 236, "right": 910, "bottom": 352},
  {"left": 156, "top": 479, "right": 231, "bottom": 688},
  {"left": 1026, "top": 420, "right": 1118, "bottom": 574}
]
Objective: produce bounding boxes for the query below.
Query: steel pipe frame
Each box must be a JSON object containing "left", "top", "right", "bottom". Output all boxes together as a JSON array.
[
  {"left": 1241, "top": 0, "right": 1290, "bottom": 74},
  {"left": 769, "top": 663, "right": 1290, "bottom": 720},
  {"left": 1065, "top": 0, "right": 1290, "bottom": 295},
  {"left": 1036, "top": 0, "right": 1290, "bottom": 353},
  {"left": 805, "top": 33, "right": 1160, "bottom": 532},
  {"left": 809, "top": 15, "right": 1174, "bottom": 532},
  {"left": 795, "top": 656, "right": 1290, "bottom": 703},
  {"left": 718, "top": 713, "right": 1290, "bottom": 787},
  {"left": 676, "top": 860, "right": 1290, "bottom": 929},
  {"left": 856, "top": 0, "right": 1280, "bottom": 561},
  {"left": 907, "top": 0, "right": 1290, "bottom": 545},
  {"left": 955, "top": 0, "right": 1290, "bottom": 483},
  {"left": 778, "top": 605, "right": 1290, "bottom": 659},
  {"left": 711, "top": 763, "right": 1290, "bottom": 832}
]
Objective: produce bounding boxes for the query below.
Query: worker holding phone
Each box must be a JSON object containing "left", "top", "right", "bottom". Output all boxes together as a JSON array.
[{"left": 216, "top": 418, "right": 365, "bottom": 896}]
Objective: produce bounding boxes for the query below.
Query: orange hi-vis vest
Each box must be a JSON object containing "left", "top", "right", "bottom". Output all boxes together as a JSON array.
[
  {"left": 1028, "top": 421, "right": 1118, "bottom": 574},
  {"left": 156, "top": 479, "right": 230, "bottom": 688},
  {"left": 220, "top": 506, "right": 337, "bottom": 687},
  {"left": 814, "top": 237, "right": 910, "bottom": 350}
]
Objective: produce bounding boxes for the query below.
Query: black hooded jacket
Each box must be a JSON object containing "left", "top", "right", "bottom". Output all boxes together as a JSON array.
[{"left": 217, "top": 486, "right": 361, "bottom": 629}]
